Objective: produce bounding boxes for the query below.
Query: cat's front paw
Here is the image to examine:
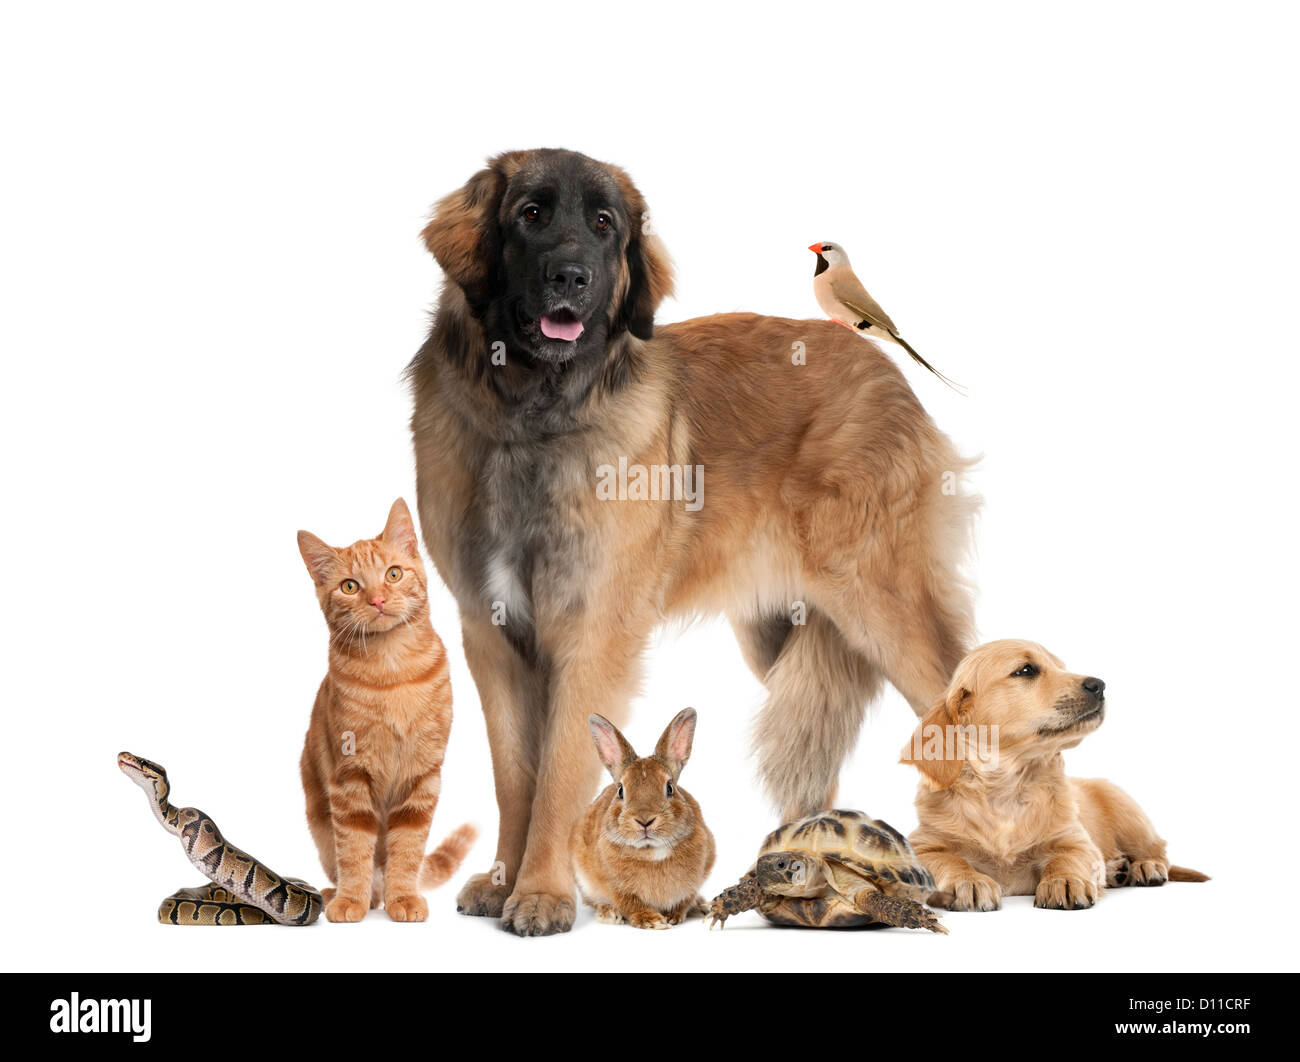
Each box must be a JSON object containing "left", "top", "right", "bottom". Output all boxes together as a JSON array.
[
  {"left": 325, "top": 896, "right": 369, "bottom": 923},
  {"left": 386, "top": 895, "right": 428, "bottom": 922}
]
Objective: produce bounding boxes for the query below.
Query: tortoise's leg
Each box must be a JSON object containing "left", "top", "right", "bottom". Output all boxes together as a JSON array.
[
  {"left": 707, "top": 875, "right": 764, "bottom": 929},
  {"left": 855, "top": 890, "right": 948, "bottom": 934}
]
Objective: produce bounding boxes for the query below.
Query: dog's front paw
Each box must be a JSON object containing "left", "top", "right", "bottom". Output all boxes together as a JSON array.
[
  {"left": 1035, "top": 875, "right": 1099, "bottom": 910},
  {"left": 1128, "top": 859, "right": 1169, "bottom": 886},
  {"left": 595, "top": 903, "right": 625, "bottom": 925},
  {"left": 502, "top": 890, "right": 576, "bottom": 936},
  {"left": 946, "top": 875, "right": 1002, "bottom": 911},
  {"left": 456, "top": 872, "right": 510, "bottom": 918}
]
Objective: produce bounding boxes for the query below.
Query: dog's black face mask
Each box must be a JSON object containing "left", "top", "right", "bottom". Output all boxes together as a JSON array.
[{"left": 490, "top": 153, "right": 629, "bottom": 366}]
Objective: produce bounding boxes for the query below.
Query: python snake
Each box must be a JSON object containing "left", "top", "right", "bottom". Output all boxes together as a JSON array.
[{"left": 119, "top": 752, "right": 321, "bottom": 926}]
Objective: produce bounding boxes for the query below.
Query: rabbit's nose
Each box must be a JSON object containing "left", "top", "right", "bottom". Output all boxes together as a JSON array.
[{"left": 636, "top": 818, "right": 656, "bottom": 829}]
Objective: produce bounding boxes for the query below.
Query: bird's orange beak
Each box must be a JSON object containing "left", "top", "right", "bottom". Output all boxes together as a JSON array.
[{"left": 808, "top": 243, "right": 824, "bottom": 254}]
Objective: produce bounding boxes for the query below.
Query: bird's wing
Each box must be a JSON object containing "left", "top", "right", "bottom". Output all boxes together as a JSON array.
[
  {"left": 829, "top": 271, "right": 966, "bottom": 393},
  {"left": 828, "top": 273, "right": 898, "bottom": 332}
]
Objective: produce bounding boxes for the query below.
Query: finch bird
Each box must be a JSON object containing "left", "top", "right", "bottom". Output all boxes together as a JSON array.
[{"left": 809, "top": 241, "right": 961, "bottom": 391}]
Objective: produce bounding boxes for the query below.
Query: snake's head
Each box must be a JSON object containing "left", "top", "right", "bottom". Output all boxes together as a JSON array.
[{"left": 118, "top": 751, "right": 166, "bottom": 789}]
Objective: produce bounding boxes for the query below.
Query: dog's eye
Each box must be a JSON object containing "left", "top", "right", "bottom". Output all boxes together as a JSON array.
[
  {"left": 665, "top": 782, "right": 674, "bottom": 798},
  {"left": 521, "top": 204, "right": 541, "bottom": 223},
  {"left": 617, "top": 785, "right": 624, "bottom": 800},
  {"left": 595, "top": 211, "right": 612, "bottom": 232},
  {"left": 1011, "top": 663, "right": 1039, "bottom": 678}
]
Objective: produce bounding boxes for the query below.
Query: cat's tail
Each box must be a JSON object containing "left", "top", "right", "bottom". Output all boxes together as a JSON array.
[{"left": 420, "top": 822, "right": 479, "bottom": 891}]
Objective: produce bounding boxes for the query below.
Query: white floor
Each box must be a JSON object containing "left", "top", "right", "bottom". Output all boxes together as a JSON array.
[{"left": 22, "top": 871, "right": 1253, "bottom": 975}]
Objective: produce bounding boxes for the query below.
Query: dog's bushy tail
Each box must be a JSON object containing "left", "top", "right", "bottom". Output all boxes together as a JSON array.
[
  {"left": 1168, "top": 865, "right": 1210, "bottom": 883},
  {"left": 420, "top": 823, "right": 479, "bottom": 891}
]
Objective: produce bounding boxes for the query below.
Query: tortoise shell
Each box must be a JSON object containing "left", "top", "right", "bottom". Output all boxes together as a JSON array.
[{"left": 756, "top": 810, "right": 935, "bottom": 914}]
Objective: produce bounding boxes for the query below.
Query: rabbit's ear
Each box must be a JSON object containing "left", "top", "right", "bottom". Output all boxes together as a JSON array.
[
  {"left": 654, "top": 707, "right": 697, "bottom": 779},
  {"left": 588, "top": 714, "right": 636, "bottom": 779}
]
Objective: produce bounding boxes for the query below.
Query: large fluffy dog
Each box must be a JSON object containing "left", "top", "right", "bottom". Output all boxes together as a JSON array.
[{"left": 408, "top": 148, "right": 976, "bottom": 934}]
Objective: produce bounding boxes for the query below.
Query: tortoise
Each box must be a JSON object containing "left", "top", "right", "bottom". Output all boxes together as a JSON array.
[{"left": 707, "top": 810, "right": 946, "bottom": 931}]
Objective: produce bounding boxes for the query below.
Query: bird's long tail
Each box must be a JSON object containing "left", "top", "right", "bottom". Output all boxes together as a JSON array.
[
  {"left": 888, "top": 330, "right": 966, "bottom": 394},
  {"left": 419, "top": 823, "right": 479, "bottom": 890}
]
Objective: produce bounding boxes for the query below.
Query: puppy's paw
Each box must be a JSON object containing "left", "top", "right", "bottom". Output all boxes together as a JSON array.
[
  {"left": 385, "top": 895, "right": 428, "bottom": 922},
  {"left": 1035, "top": 875, "right": 1099, "bottom": 910},
  {"left": 627, "top": 909, "right": 671, "bottom": 930},
  {"left": 1128, "top": 859, "right": 1169, "bottom": 887},
  {"left": 1106, "top": 858, "right": 1131, "bottom": 887},
  {"left": 945, "top": 875, "right": 1002, "bottom": 911},
  {"left": 595, "top": 903, "right": 625, "bottom": 925}
]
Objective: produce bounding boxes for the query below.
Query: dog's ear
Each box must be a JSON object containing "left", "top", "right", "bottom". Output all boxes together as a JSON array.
[
  {"left": 609, "top": 167, "right": 674, "bottom": 340},
  {"left": 421, "top": 152, "right": 526, "bottom": 306},
  {"left": 900, "top": 685, "right": 973, "bottom": 791}
]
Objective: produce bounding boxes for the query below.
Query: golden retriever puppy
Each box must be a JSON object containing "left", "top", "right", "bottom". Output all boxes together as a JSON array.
[{"left": 901, "top": 639, "right": 1207, "bottom": 911}]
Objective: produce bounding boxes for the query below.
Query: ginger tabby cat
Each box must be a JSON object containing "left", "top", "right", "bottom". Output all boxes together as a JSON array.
[{"left": 298, "top": 498, "right": 476, "bottom": 923}]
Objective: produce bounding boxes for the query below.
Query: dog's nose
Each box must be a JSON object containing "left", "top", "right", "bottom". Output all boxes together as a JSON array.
[
  {"left": 1082, "top": 676, "right": 1106, "bottom": 698},
  {"left": 546, "top": 262, "right": 590, "bottom": 296}
]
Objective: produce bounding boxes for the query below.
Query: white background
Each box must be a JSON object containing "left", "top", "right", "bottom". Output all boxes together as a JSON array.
[{"left": 2, "top": 1, "right": 1296, "bottom": 973}]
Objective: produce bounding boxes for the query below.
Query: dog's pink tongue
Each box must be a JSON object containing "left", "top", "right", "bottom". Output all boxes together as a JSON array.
[{"left": 540, "top": 314, "right": 584, "bottom": 342}]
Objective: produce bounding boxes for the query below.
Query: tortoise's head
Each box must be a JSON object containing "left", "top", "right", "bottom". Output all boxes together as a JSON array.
[
  {"left": 118, "top": 752, "right": 167, "bottom": 794},
  {"left": 757, "top": 852, "right": 819, "bottom": 895}
]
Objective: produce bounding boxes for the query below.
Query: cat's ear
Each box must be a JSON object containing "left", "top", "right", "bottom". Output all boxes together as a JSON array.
[
  {"left": 381, "top": 498, "right": 420, "bottom": 557},
  {"left": 297, "top": 531, "right": 337, "bottom": 584}
]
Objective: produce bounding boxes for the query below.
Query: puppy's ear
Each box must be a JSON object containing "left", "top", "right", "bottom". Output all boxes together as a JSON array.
[
  {"left": 421, "top": 152, "right": 526, "bottom": 306},
  {"left": 610, "top": 167, "right": 674, "bottom": 340},
  {"left": 588, "top": 714, "right": 637, "bottom": 780},
  {"left": 900, "top": 685, "right": 973, "bottom": 791}
]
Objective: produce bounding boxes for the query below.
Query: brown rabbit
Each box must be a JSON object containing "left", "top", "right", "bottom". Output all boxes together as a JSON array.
[{"left": 571, "top": 709, "right": 716, "bottom": 929}]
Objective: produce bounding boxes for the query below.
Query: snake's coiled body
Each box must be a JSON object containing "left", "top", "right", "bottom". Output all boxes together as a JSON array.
[{"left": 119, "top": 752, "right": 322, "bottom": 926}]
